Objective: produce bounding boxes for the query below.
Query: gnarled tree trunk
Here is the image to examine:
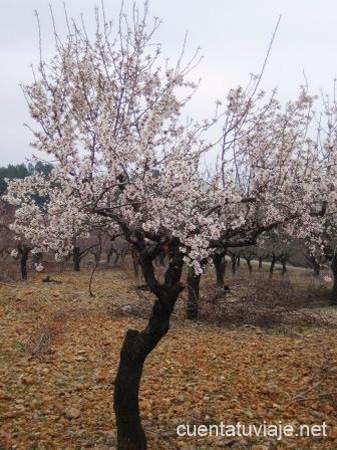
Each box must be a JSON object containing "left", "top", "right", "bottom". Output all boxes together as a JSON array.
[
  {"left": 114, "top": 288, "right": 180, "bottom": 449},
  {"left": 114, "top": 240, "right": 184, "bottom": 449}
]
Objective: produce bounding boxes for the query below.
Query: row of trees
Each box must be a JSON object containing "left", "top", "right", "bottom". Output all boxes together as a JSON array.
[
  {"left": 0, "top": 183, "right": 131, "bottom": 280},
  {"left": 0, "top": 203, "right": 327, "bottom": 292},
  {"left": 0, "top": 177, "right": 325, "bottom": 285},
  {"left": 3, "top": 3, "right": 337, "bottom": 448}
]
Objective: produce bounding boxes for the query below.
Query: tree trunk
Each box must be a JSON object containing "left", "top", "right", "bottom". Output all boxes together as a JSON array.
[
  {"left": 73, "top": 246, "right": 81, "bottom": 272},
  {"left": 269, "top": 254, "right": 276, "bottom": 277},
  {"left": 330, "top": 253, "right": 337, "bottom": 305},
  {"left": 281, "top": 260, "right": 287, "bottom": 276},
  {"left": 212, "top": 251, "right": 226, "bottom": 289},
  {"left": 114, "top": 287, "right": 180, "bottom": 449},
  {"left": 187, "top": 266, "right": 201, "bottom": 320},
  {"left": 245, "top": 257, "right": 253, "bottom": 274},
  {"left": 114, "top": 240, "right": 184, "bottom": 449},
  {"left": 114, "top": 331, "right": 146, "bottom": 449},
  {"left": 310, "top": 256, "right": 320, "bottom": 276},
  {"left": 237, "top": 255, "right": 241, "bottom": 267},
  {"left": 20, "top": 247, "right": 30, "bottom": 280},
  {"left": 131, "top": 250, "right": 140, "bottom": 277},
  {"left": 230, "top": 253, "right": 236, "bottom": 274},
  {"left": 258, "top": 257, "right": 263, "bottom": 270},
  {"left": 313, "top": 263, "right": 320, "bottom": 277}
]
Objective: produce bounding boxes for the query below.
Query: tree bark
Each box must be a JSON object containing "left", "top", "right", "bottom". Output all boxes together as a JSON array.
[
  {"left": 114, "top": 329, "right": 146, "bottom": 449},
  {"left": 245, "top": 257, "right": 253, "bottom": 274},
  {"left": 212, "top": 251, "right": 226, "bottom": 289},
  {"left": 131, "top": 250, "right": 140, "bottom": 277},
  {"left": 114, "top": 239, "right": 184, "bottom": 449},
  {"left": 73, "top": 246, "right": 81, "bottom": 272},
  {"left": 230, "top": 253, "right": 236, "bottom": 274},
  {"left": 281, "top": 259, "right": 287, "bottom": 276},
  {"left": 269, "top": 253, "right": 276, "bottom": 277},
  {"left": 258, "top": 257, "right": 263, "bottom": 270},
  {"left": 187, "top": 266, "right": 201, "bottom": 320},
  {"left": 114, "top": 286, "right": 180, "bottom": 449},
  {"left": 19, "top": 246, "right": 30, "bottom": 280},
  {"left": 313, "top": 263, "right": 320, "bottom": 277}
]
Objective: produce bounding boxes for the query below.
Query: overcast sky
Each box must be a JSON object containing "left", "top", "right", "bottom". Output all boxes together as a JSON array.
[{"left": 2, "top": 0, "right": 337, "bottom": 165}]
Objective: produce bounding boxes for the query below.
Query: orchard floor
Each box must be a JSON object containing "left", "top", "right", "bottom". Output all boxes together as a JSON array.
[{"left": 0, "top": 268, "right": 337, "bottom": 449}]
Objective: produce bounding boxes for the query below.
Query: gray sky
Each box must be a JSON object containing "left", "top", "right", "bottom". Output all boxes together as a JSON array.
[{"left": 2, "top": 0, "right": 337, "bottom": 165}]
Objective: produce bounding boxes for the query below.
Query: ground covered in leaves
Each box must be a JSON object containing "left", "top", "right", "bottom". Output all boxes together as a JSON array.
[{"left": 0, "top": 268, "right": 337, "bottom": 449}]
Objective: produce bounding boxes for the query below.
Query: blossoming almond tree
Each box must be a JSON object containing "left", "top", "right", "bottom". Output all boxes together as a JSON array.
[
  {"left": 186, "top": 83, "right": 335, "bottom": 317},
  {"left": 0, "top": 200, "right": 15, "bottom": 278},
  {"left": 4, "top": 4, "right": 238, "bottom": 448},
  {"left": 267, "top": 84, "right": 337, "bottom": 303},
  {"left": 218, "top": 84, "right": 331, "bottom": 239},
  {"left": 0, "top": 199, "right": 40, "bottom": 279}
]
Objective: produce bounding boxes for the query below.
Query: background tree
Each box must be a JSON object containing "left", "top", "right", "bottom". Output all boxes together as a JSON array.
[{"left": 0, "top": 162, "right": 52, "bottom": 196}]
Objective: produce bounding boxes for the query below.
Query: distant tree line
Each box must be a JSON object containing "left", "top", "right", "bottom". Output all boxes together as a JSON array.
[{"left": 0, "top": 162, "right": 53, "bottom": 196}]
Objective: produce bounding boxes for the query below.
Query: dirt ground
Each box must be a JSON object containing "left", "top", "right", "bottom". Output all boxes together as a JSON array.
[{"left": 0, "top": 267, "right": 337, "bottom": 449}]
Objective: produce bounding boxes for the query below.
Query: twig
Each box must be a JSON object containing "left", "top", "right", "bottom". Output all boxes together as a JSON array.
[
  {"left": 293, "top": 391, "right": 337, "bottom": 403},
  {"left": 288, "top": 380, "right": 323, "bottom": 407}
]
